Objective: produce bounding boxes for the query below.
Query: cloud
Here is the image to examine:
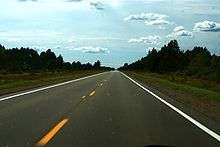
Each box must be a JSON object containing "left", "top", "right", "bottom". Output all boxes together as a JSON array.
[
  {"left": 66, "top": 0, "right": 105, "bottom": 10},
  {"left": 124, "top": 13, "right": 167, "bottom": 21},
  {"left": 17, "top": 0, "right": 38, "bottom": 2},
  {"left": 173, "top": 26, "right": 185, "bottom": 32},
  {"left": 193, "top": 20, "right": 220, "bottom": 32},
  {"left": 18, "top": 0, "right": 82, "bottom": 2},
  {"left": 15, "top": 0, "right": 115, "bottom": 11},
  {"left": 73, "top": 46, "right": 109, "bottom": 54},
  {"left": 128, "top": 35, "right": 161, "bottom": 45},
  {"left": 145, "top": 19, "right": 170, "bottom": 26},
  {"left": 124, "top": 13, "right": 170, "bottom": 26},
  {"left": 90, "top": 1, "right": 104, "bottom": 10},
  {"left": 65, "top": 0, "right": 83, "bottom": 2},
  {"left": 167, "top": 26, "right": 193, "bottom": 38}
]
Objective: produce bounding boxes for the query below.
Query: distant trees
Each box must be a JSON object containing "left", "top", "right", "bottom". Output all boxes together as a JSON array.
[
  {"left": 0, "top": 45, "right": 114, "bottom": 73},
  {"left": 93, "top": 60, "right": 101, "bottom": 69},
  {"left": 119, "top": 40, "right": 220, "bottom": 81}
]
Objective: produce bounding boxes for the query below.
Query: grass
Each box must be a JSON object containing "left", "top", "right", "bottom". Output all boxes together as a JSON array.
[
  {"left": 127, "top": 71, "right": 220, "bottom": 101},
  {"left": 0, "top": 70, "right": 103, "bottom": 96},
  {"left": 125, "top": 71, "right": 220, "bottom": 122}
]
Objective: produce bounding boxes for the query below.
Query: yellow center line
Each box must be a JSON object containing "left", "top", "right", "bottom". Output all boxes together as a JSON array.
[
  {"left": 89, "top": 91, "right": 96, "bottom": 96},
  {"left": 37, "top": 119, "right": 68, "bottom": 146}
]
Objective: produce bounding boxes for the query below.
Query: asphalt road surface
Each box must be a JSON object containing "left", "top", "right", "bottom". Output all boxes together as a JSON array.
[{"left": 0, "top": 71, "right": 219, "bottom": 147}]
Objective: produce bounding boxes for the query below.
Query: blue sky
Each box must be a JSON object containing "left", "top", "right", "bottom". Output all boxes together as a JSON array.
[{"left": 0, "top": 0, "right": 220, "bottom": 68}]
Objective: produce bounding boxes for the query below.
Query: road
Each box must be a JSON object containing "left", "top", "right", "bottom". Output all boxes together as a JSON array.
[{"left": 0, "top": 71, "right": 219, "bottom": 147}]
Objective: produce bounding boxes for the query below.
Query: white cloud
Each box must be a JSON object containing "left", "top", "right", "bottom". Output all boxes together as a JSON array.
[
  {"left": 90, "top": 1, "right": 104, "bottom": 10},
  {"left": 173, "top": 26, "right": 185, "bottom": 32},
  {"left": 73, "top": 46, "right": 110, "bottom": 54},
  {"left": 124, "top": 13, "right": 170, "bottom": 26},
  {"left": 65, "top": 0, "right": 83, "bottom": 2},
  {"left": 193, "top": 20, "right": 220, "bottom": 32},
  {"left": 175, "top": 30, "right": 193, "bottom": 37},
  {"left": 17, "top": 0, "right": 38, "bottom": 2},
  {"left": 124, "top": 13, "right": 167, "bottom": 21},
  {"left": 128, "top": 35, "right": 161, "bottom": 45},
  {"left": 145, "top": 19, "right": 170, "bottom": 26},
  {"left": 167, "top": 26, "right": 193, "bottom": 38}
]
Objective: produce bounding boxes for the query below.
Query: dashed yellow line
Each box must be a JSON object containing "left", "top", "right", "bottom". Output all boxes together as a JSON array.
[
  {"left": 37, "top": 89, "right": 98, "bottom": 146},
  {"left": 89, "top": 91, "right": 96, "bottom": 96},
  {"left": 37, "top": 119, "right": 68, "bottom": 146}
]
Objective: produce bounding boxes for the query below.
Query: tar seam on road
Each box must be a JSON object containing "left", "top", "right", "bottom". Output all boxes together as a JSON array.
[
  {"left": 0, "top": 72, "right": 107, "bottom": 102},
  {"left": 37, "top": 119, "right": 69, "bottom": 146},
  {"left": 120, "top": 72, "right": 220, "bottom": 142}
]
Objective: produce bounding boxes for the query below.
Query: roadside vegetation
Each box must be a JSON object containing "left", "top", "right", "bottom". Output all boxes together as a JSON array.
[
  {"left": 119, "top": 40, "right": 220, "bottom": 82},
  {"left": 0, "top": 44, "right": 114, "bottom": 95},
  {"left": 119, "top": 40, "right": 220, "bottom": 121}
]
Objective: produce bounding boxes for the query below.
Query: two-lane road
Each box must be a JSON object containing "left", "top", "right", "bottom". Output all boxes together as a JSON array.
[{"left": 0, "top": 71, "right": 219, "bottom": 147}]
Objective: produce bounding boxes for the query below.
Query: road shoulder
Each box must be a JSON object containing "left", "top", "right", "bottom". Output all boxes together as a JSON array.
[{"left": 122, "top": 71, "right": 220, "bottom": 135}]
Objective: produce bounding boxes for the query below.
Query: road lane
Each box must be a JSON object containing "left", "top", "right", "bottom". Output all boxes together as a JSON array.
[
  {"left": 37, "top": 118, "right": 69, "bottom": 146},
  {"left": 48, "top": 71, "right": 219, "bottom": 147},
  {"left": 0, "top": 71, "right": 219, "bottom": 146},
  {"left": 0, "top": 72, "right": 112, "bottom": 147},
  {"left": 89, "top": 90, "right": 96, "bottom": 97},
  {"left": 121, "top": 72, "right": 220, "bottom": 142}
]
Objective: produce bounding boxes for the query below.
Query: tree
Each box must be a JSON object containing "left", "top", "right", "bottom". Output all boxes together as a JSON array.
[
  {"left": 0, "top": 44, "right": 113, "bottom": 73},
  {"left": 186, "top": 47, "right": 211, "bottom": 76},
  {"left": 40, "top": 49, "right": 57, "bottom": 70},
  {"left": 146, "top": 48, "right": 158, "bottom": 72},
  {"left": 0, "top": 45, "right": 6, "bottom": 70},
  {"left": 124, "top": 63, "right": 128, "bottom": 68},
  {"left": 93, "top": 60, "right": 101, "bottom": 69},
  {"left": 157, "top": 40, "right": 183, "bottom": 72},
  {"left": 118, "top": 40, "right": 220, "bottom": 81},
  {"left": 56, "top": 55, "right": 64, "bottom": 70}
]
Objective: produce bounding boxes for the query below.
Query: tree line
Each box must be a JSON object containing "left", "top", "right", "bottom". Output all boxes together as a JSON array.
[
  {"left": 119, "top": 40, "right": 220, "bottom": 81},
  {"left": 0, "top": 44, "right": 114, "bottom": 73}
]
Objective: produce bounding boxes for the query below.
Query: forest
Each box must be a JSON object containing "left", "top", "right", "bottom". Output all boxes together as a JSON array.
[
  {"left": 119, "top": 40, "right": 220, "bottom": 81},
  {"left": 0, "top": 44, "right": 114, "bottom": 73}
]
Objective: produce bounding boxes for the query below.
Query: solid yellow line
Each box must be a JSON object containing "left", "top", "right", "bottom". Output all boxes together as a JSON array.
[
  {"left": 37, "top": 119, "right": 68, "bottom": 146},
  {"left": 89, "top": 91, "right": 96, "bottom": 96}
]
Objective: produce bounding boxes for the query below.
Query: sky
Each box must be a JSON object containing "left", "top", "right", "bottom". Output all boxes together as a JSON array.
[{"left": 0, "top": 0, "right": 220, "bottom": 68}]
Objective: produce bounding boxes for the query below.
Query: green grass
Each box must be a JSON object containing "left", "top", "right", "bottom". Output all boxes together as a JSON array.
[
  {"left": 125, "top": 71, "right": 220, "bottom": 121},
  {"left": 0, "top": 70, "right": 103, "bottom": 96},
  {"left": 126, "top": 71, "right": 220, "bottom": 101}
]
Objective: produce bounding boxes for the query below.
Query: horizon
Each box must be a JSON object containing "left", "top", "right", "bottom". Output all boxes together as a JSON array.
[{"left": 0, "top": 0, "right": 220, "bottom": 68}]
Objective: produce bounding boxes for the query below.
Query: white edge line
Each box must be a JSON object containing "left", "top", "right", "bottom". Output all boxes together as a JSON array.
[
  {"left": 120, "top": 71, "right": 220, "bottom": 142},
  {"left": 0, "top": 72, "right": 107, "bottom": 102}
]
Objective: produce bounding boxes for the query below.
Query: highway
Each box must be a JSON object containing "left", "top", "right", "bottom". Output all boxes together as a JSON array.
[{"left": 0, "top": 71, "right": 219, "bottom": 147}]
